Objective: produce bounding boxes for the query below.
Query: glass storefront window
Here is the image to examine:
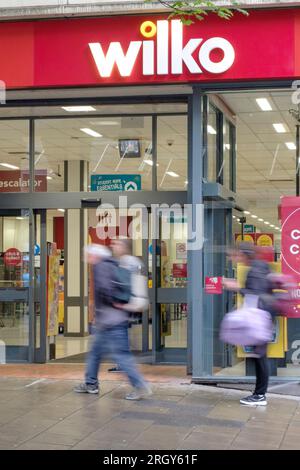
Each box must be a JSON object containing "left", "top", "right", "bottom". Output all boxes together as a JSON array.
[
  {"left": 158, "top": 213, "right": 187, "bottom": 288},
  {"left": 35, "top": 117, "right": 152, "bottom": 192},
  {"left": 0, "top": 120, "right": 29, "bottom": 193},
  {"left": 157, "top": 116, "right": 187, "bottom": 191},
  {"left": 206, "top": 103, "right": 218, "bottom": 182},
  {"left": 0, "top": 213, "right": 30, "bottom": 356}
]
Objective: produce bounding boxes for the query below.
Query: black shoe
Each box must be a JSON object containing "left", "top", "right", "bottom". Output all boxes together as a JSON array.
[
  {"left": 240, "top": 394, "right": 267, "bottom": 406},
  {"left": 74, "top": 383, "right": 99, "bottom": 394},
  {"left": 107, "top": 366, "right": 122, "bottom": 373}
]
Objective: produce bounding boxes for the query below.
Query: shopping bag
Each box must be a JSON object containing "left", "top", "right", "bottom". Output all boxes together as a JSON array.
[{"left": 219, "top": 294, "right": 273, "bottom": 346}]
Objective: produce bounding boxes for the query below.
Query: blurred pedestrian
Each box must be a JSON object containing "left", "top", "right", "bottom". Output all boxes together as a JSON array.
[
  {"left": 223, "top": 242, "right": 274, "bottom": 406},
  {"left": 74, "top": 240, "right": 151, "bottom": 400}
]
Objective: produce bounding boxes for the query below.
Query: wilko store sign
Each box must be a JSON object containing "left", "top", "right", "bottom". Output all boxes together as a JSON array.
[
  {"left": 0, "top": 10, "right": 299, "bottom": 88},
  {"left": 89, "top": 20, "right": 235, "bottom": 78},
  {"left": 0, "top": 171, "right": 47, "bottom": 192},
  {"left": 4, "top": 248, "right": 22, "bottom": 267}
]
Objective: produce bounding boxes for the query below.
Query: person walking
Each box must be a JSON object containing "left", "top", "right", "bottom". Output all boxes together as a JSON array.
[
  {"left": 74, "top": 239, "right": 151, "bottom": 400},
  {"left": 223, "top": 242, "right": 274, "bottom": 406}
]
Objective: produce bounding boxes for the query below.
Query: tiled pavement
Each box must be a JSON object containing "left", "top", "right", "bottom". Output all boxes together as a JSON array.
[{"left": 0, "top": 377, "right": 300, "bottom": 450}]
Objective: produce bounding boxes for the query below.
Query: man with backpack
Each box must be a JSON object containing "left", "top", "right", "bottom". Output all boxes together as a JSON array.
[{"left": 74, "top": 239, "right": 151, "bottom": 400}]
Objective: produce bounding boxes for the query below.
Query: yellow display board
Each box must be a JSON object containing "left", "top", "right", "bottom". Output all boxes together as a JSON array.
[
  {"left": 58, "top": 264, "right": 64, "bottom": 325},
  {"left": 47, "top": 252, "right": 60, "bottom": 336},
  {"left": 236, "top": 262, "right": 288, "bottom": 359}
]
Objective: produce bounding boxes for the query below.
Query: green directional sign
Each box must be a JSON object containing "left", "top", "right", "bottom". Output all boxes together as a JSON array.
[{"left": 91, "top": 174, "right": 141, "bottom": 191}]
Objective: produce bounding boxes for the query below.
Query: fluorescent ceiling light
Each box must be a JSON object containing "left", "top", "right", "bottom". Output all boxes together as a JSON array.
[
  {"left": 46, "top": 176, "right": 53, "bottom": 180},
  {"left": 270, "top": 224, "right": 275, "bottom": 228},
  {"left": 90, "top": 121, "right": 119, "bottom": 126},
  {"left": 286, "top": 142, "right": 296, "bottom": 150},
  {"left": 256, "top": 98, "right": 272, "bottom": 111},
  {"left": 258, "top": 218, "right": 264, "bottom": 222},
  {"left": 80, "top": 128, "right": 102, "bottom": 138},
  {"left": 264, "top": 221, "right": 270, "bottom": 225},
  {"left": 273, "top": 123, "right": 287, "bottom": 133},
  {"left": 62, "top": 106, "right": 96, "bottom": 112},
  {"left": 0, "top": 163, "right": 19, "bottom": 170},
  {"left": 244, "top": 211, "right": 251, "bottom": 215},
  {"left": 166, "top": 171, "right": 179, "bottom": 178},
  {"left": 251, "top": 215, "right": 258, "bottom": 219},
  {"left": 207, "top": 125, "right": 217, "bottom": 135},
  {"left": 16, "top": 217, "right": 24, "bottom": 220},
  {"left": 143, "top": 159, "right": 159, "bottom": 167},
  {"left": 233, "top": 215, "right": 236, "bottom": 219},
  {"left": 58, "top": 209, "right": 65, "bottom": 213}
]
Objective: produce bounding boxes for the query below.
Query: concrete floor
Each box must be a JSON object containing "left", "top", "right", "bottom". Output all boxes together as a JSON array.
[{"left": 0, "top": 376, "right": 299, "bottom": 450}]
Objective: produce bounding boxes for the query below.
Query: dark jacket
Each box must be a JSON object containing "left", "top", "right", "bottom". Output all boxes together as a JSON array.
[
  {"left": 93, "top": 258, "right": 128, "bottom": 330},
  {"left": 241, "top": 260, "right": 275, "bottom": 316}
]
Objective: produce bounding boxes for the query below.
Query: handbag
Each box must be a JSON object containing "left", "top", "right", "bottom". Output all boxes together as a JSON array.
[{"left": 220, "top": 294, "right": 273, "bottom": 346}]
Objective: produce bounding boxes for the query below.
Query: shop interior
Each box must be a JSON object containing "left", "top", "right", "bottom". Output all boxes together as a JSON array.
[{"left": 0, "top": 88, "right": 299, "bottom": 376}]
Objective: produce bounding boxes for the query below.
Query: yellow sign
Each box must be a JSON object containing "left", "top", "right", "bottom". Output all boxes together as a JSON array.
[
  {"left": 256, "top": 234, "right": 273, "bottom": 247},
  {"left": 235, "top": 234, "right": 255, "bottom": 244},
  {"left": 236, "top": 262, "right": 287, "bottom": 358}
]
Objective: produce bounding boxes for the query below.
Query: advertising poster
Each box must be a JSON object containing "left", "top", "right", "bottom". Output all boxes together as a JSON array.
[
  {"left": 176, "top": 243, "right": 187, "bottom": 260},
  {"left": 205, "top": 277, "right": 223, "bottom": 295},
  {"left": 47, "top": 243, "right": 59, "bottom": 336}
]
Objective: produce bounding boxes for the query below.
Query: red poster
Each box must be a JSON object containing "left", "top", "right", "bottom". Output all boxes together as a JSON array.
[
  {"left": 4, "top": 248, "right": 22, "bottom": 266},
  {"left": 281, "top": 197, "right": 300, "bottom": 317},
  {"left": 0, "top": 170, "right": 47, "bottom": 192},
  {"left": 172, "top": 263, "right": 187, "bottom": 278},
  {"left": 205, "top": 277, "right": 223, "bottom": 295}
]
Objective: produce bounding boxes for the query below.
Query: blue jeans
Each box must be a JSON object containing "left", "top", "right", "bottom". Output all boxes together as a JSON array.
[{"left": 85, "top": 323, "right": 146, "bottom": 389}]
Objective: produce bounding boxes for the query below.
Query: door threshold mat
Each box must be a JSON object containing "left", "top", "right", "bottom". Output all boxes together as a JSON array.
[
  {"left": 52, "top": 352, "right": 152, "bottom": 364},
  {"left": 217, "top": 382, "right": 300, "bottom": 396}
]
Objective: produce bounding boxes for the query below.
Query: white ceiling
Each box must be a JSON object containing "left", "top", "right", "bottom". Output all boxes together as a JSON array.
[
  {"left": 0, "top": 89, "right": 296, "bottom": 235},
  {"left": 220, "top": 89, "right": 297, "bottom": 233}
]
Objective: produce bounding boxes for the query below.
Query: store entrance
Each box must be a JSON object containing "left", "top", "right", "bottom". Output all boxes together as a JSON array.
[{"left": 0, "top": 209, "right": 45, "bottom": 363}]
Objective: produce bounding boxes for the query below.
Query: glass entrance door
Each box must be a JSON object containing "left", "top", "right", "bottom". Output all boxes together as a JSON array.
[
  {"left": 152, "top": 210, "right": 187, "bottom": 363},
  {"left": 0, "top": 210, "right": 31, "bottom": 362},
  {"left": 0, "top": 209, "right": 45, "bottom": 363}
]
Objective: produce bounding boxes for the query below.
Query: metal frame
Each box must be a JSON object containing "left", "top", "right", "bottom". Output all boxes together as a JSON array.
[
  {"left": 188, "top": 88, "right": 204, "bottom": 378},
  {"left": 0, "top": 79, "right": 293, "bottom": 379}
]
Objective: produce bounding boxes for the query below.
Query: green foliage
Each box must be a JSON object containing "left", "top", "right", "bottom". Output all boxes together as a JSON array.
[{"left": 144, "top": 0, "right": 248, "bottom": 24}]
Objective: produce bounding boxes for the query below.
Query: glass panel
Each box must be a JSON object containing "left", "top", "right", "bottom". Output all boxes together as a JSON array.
[
  {"left": 0, "top": 212, "right": 30, "bottom": 361},
  {"left": 0, "top": 120, "right": 29, "bottom": 193},
  {"left": 35, "top": 117, "right": 152, "bottom": 192},
  {"left": 158, "top": 212, "right": 187, "bottom": 288},
  {"left": 157, "top": 115, "right": 187, "bottom": 190},
  {"left": 223, "top": 120, "right": 231, "bottom": 189},
  {"left": 206, "top": 103, "right": 217, "bottom": 182},
  {"left": 157, "top": 303, "right": 187, "bottom": 362}
]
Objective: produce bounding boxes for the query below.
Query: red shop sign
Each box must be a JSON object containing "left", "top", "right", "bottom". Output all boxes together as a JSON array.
[
  {"left": 0, "top": 9, "right": 298, "bottom": 89},
  {"left": 4, "top": 248, "right": 22, "bottom": 266},
  {"left": 205, "top": 276, "right": 223, "bottom": 295},
  {"left": 172, "top": 263, "right": 187, "bottom": 278}
]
